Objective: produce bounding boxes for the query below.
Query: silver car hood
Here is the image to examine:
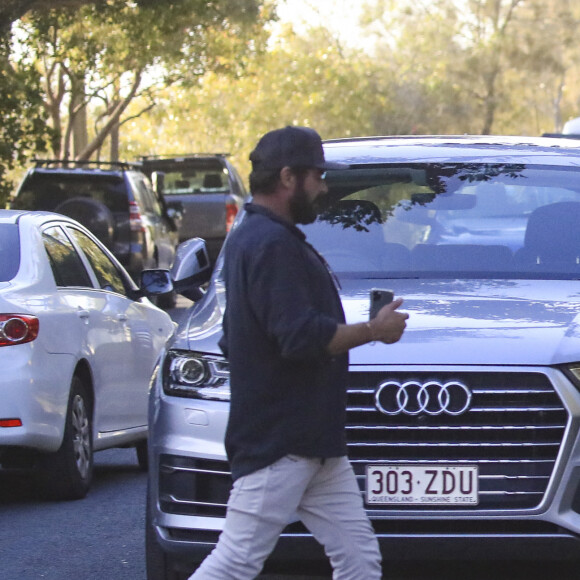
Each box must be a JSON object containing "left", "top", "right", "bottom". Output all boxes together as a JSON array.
[
  {"left": 343, "top": 278, "right": 580, "bottom": 366},
  {"left": 182, "top": 278, "right": 580, "bottom": 367}
]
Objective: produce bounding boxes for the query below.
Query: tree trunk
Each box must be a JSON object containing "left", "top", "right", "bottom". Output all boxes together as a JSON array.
[
  {"left": 76, "top": 69, "right": 142, "bottom": 161},
  {"left": 72, "top": 94, "right": 88, "bottom": 158},
  {"left": 109, "top": 120, "right": 119, "bottom": 162},
  {"left": 481, "top": 70, "right": 499, "bottom": 135},
  {"left": 553, "top": 76, "right": 565, "bottom": 133}
]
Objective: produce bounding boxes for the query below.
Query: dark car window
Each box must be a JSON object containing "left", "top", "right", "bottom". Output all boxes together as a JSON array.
[
  {"left": 12, "top": 173, "right": 128, "bottom": 213},
  {"left": 0, "top": 223, "right": 21, "bottom": 282},
  {"left": 130, "top": 172, "right": 165, "bottom": 216},
  {"left": 67, "top": 227, "right": 128, "bottom": 295},
  {"left": 43, "top": 226, "right": 94, "bottom": 287}
]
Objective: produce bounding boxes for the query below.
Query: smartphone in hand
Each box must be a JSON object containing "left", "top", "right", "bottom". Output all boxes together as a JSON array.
[{"left": 369, "top": 288, "right": 394, "bottom": 319}]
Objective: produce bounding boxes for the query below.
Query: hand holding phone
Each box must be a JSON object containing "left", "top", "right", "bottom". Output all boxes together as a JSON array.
[
  {"left": 368, "top": 289, "right": 408, "bottom": 344},
  {"left": 369, "top": 288, "right": 394, "bottom": 319}
]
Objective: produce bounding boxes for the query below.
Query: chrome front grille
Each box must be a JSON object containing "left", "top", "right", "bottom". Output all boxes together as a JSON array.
[
  {"left": 346, "top": 371, "right": 568, "bottom": 510},
  {"left": 158, "top": 372, "right": 568, "bottom": 518},
  {"left": 159, "top": 456, "right": 231, "bottom": 517}
]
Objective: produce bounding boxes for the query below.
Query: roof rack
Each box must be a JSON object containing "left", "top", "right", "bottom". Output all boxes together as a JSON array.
[
  {"left": 140, "top": 153, "right": 231, "bottom": 161},
  {"left": 33, "top": 159, "right": 140, "bottom": 170}
]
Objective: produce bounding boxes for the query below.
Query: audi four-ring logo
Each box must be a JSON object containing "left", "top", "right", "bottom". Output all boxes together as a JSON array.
[{"left": 375, "top": 380, "right": 472, "bottom": 416}]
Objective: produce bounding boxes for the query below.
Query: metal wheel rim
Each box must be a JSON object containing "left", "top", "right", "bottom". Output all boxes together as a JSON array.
[{"left": 71, "top": 394, "right": 91, "bottom": 479}]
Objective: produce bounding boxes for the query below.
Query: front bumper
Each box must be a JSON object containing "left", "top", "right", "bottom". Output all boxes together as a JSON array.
[{"left": 148, "top": 364, "right": 580, "bottom": 571}]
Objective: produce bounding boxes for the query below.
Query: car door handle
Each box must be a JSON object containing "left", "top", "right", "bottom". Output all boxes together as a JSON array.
[
  {"left": 77, "top": 309, "right": 90, "bottom": 320},
  {"left": 116, "top": 314, "right": 128, "bottom": 322}
]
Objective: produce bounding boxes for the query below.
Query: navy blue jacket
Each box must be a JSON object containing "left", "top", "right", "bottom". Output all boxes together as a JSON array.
[{"left": 219, "top": 203, "right": 348, "bottom": 480}]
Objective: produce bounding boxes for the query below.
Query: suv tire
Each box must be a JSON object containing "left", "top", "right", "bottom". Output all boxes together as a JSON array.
[{"left": 55, "top": 197, "right": 115, "bottom": 249}]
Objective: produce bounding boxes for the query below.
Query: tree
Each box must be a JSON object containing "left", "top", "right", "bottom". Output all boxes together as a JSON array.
[
  {"left": 0, "top": 0, "right": 89, "bottom": 30},
  {"left": 358, "top": 0, "right": 580, "bottom": 136},
  {"left": 121, "top": 23, "right": 386, "bottom": 181},
  {"left": 18, "top": 0, "right": 273, "bottom": 161},
  {"left": 459, "top": 0, "right": 525, "bottom": 134},
  {"left": 358, "top": 0, "right": 528, "bottom": 135},
  {"left": 0, "top": 0, "right": 273, "bottom": 205},
  {"left": 0, "top": 27, "right": 52, "bottom": 202},
  {"left": 360, "top": 0, "right": 470, "bottom": 135},
  {"left": 508, "top": 0, "right": 580, "bottom": 134},
  {"left": 0, "top": 1, "right": 106, "bottom": 203}
]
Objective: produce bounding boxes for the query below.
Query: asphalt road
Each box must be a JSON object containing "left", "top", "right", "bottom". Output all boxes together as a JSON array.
[{"left": 0, "top": 448, "right": 150, "bottom": 579}]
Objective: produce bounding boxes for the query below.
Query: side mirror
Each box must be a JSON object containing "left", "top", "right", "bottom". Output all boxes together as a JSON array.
[
  {"left": 140, "top": 269, "right": 174, "bottom": 296},
  {"left": 171, "top": 238, "right": 212, "bottom": 300}
]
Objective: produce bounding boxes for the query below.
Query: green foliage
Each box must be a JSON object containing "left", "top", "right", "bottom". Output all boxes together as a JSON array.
[
  {"left": 26, "top": 0, "right": 268, "bottom": 76},
  {"left": 12, "top": 0, "right": 273, "bottom": 161},
  {"left": 0, "top": 35, "right": 51, "bottom": 205},
  {"left": 121, "top": 24, "right": 385, "bottom": 181},
  {"left": 359, "top": 0, "right": 580, "bottom": 135},
  {"left": 118, "top": 0, "right": 580, "bottom": 186}
]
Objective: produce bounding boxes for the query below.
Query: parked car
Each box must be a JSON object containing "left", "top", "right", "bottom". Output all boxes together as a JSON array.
[
  {"left": 140, "top": 154, "right": 248, "bottom": 265},
  {"left": 9, "top": 160, "right": 180, "bottom": 306},
  {"left": 146, "top": 135, "right": 580, "bottom": 577},
  {"left": 0, "top": 209, "right": 177, "bottom": 500}
]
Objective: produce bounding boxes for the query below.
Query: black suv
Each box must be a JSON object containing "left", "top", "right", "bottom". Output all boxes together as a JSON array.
[
  {"left": 140, "top": 154, "right": 248, "bottom": 265},
  {"left": 10, "top": 160, "right": 180, "bottom": 291}
]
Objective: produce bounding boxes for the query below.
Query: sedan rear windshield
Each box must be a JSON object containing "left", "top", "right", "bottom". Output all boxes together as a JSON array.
[
  {"left": 0, "top": 224, "right": 20, "bottom": 281},
  {"left": 299, "top": 163, "right": 580, "bottom": 280}
]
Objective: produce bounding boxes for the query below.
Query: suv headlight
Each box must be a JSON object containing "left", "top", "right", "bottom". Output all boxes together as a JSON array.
[{"left": 162, "top": 350, "right": 230, "bottom": 400}]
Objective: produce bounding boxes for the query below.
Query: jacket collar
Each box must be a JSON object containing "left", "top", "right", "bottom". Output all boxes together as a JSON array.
[{"left": 244, "top": 202, "right": 306, "bottom": 241}]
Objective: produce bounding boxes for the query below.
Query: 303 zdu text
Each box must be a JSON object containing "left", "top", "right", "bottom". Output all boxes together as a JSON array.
[{"left": 365, "top": 465, "right": 479, "bottom": 505}]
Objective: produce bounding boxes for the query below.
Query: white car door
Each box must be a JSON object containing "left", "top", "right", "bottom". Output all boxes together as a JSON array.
[
  {"left": 64, "top": 225, "right": 157, "bottom": 433},
  {"left": 42, "top": 225, "right": 133, "bottom": 434}
]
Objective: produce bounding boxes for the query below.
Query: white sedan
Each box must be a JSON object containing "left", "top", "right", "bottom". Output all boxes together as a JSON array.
[{"left": 0, "top": 210, "right": 176, "bottom": 499}]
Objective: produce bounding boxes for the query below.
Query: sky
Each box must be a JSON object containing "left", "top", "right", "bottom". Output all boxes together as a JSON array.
[{"left": 275, "top": 0, "right": 367, "bottom": 47}]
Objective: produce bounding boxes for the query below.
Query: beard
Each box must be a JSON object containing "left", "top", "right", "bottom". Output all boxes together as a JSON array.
[{"left": 289, "top": 177, "right": 319, "bottom": 225}]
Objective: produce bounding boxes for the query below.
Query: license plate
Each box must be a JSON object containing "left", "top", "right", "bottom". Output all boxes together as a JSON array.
[{"left": 365, "top": 464, "right": 479, "bottom": 506}]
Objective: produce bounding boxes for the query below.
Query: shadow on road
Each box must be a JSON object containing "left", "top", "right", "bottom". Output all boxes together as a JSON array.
[
  {"left": 0, "top": 447, "right": 144, "bottom": 504},
  {"left": 0, "top": 468, "right": 40, "bottom": 503}
]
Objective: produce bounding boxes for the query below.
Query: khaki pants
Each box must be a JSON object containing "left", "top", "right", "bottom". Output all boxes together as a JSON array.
[{"left": 189, "top": 454, "right": 382, "bottom": 580}]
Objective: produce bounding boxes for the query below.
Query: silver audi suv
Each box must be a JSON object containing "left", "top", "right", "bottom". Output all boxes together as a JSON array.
[{"left": 147, "top": 135, "right": 580, "bottom": 578}]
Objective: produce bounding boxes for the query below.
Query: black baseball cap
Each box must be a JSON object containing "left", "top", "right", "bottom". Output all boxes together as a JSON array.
[{"left": 249, "top": 126, "right": 345, "bottom": 171}]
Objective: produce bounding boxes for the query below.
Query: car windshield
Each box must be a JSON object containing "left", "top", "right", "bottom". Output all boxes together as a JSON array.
[
  {"left": 0, "top": 223, "right": 21, "bottom": 282},
  {"left": 298, "top": 163, "right": 580, "bottom": 280}
]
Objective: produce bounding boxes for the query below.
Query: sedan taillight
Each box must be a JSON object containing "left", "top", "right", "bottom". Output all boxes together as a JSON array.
[
  {"left": 225, "top": 202, "right": 238, "bottom": 233},
  {"left": 129, "top": 201, "right": 145, "bottom": 232},
  {"left": 0, "top": 315, "right": 39, "bottom": 346}
]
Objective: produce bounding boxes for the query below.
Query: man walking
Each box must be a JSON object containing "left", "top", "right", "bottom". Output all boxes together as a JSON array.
[{"left": 189, "top": 126, "right": 409, "bottom": 579}]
